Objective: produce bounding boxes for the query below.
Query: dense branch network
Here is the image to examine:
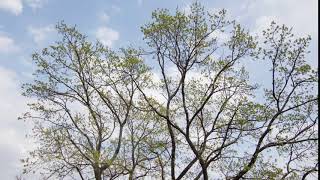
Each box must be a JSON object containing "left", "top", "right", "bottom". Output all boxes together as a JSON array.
[{"left": 21, "top": 2, "right": 318, "bottom": 180}]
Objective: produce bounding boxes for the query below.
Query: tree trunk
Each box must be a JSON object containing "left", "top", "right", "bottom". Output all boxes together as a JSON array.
[
  {"left": 199, "top": 161, "right": 208, "bottom": 180},
  {"left": 128, "top": 172, "right": 133, "bottom": 180},
  {"left": 94, "top": 168, "right": 102, "bottom": 180},
  {"left": 201, "top": 168, "right": 208, "bottom": 180},
  {"left": 166, "top": 122, "right": 176, "bottom": 180}
]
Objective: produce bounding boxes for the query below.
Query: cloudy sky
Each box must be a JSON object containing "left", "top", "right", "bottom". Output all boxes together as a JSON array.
[{"left": 0, "top": 0, "right": 318, "bottom": 179}]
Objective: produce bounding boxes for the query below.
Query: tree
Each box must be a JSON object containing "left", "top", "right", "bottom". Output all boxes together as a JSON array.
[
  {"left": 136, "top": 3, "right": 318, "bottom": 179},
  {"left": 21, "top": 2, "right": 318, "bottom": 180},
  {"left": 21, "top": 23, "right": 168, "bottom": 179}
]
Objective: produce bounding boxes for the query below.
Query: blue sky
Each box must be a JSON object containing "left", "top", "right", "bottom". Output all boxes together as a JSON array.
[{"left": 0, "top": 0, "right": 318, "bottom": 179}]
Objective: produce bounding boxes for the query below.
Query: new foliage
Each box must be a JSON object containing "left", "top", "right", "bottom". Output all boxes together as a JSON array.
[{"left": 21, "top": 3, "right": 318, "bottom": 179}]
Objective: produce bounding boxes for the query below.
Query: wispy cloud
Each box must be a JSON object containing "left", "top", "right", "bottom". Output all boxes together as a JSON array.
[
  {"left": 111, "top": 5, "right": 121, "bottom": 13},
  {"left": 0, "top": 66, "right": 32, "bottom": 179},
  {"left": 25, "top": 0, "right": 47, "bottom": 11},
  {"left": 0, "top": 0, "right": 47, "bottom": 15},
  {"left": 0, "top": 0, "right": 23, "bottom": 15},
  {"left": 99, "top": 11, "right": 110, "bottom": 23},
  {"left": 95, "top": 26, "right": 119, "bottom": 47},
  {"left": 0, "top": 34, "right": 19, "bottom": 53},
  {"left": 28, "top": 25, "right": 54, "bottom": 45},
  {"left": 239, "top": 0, "right": 318, "bottom": 38}
]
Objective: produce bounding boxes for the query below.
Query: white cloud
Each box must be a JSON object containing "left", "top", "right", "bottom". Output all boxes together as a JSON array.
[
  {"left": 95, "top": 26, "right": 119, "bottom": 47},
  {"left": 25, "top": 0, "right": 47, "bottom": 10},
  {"left": 0, "top": 0, "right": 23, "bottom": 15},
  {"left": 237, "top": 0, "right": 318, "bottom": 68},
  {"left": 111, "top": 5, "right": 121, "bottom": 13},
  {"left": 251, "top": 15, "right": 280, "bottom": 43},
  {"left": 28, "top": 25, "right": 54, "bottom": 45},
  {"left": 0, "top": 34, "right": 19, "bottom": 53},
  {"left": 99, "top": 11, "right": 110, "bottom": 23},
  {"left": 240, "top": 0, "right": 318, "bottom": 38},
  {"left": 0, "top": 66, "right": 33, "bottom": 179},
  {"left": 0, "top": 0, "right": 47, "bottom": 15},
  {"left": 209, "top": 30, "right": 230, "bottom": 44},
  {"left": 253, "top": 16, "right": 278, "bottom": 34}
]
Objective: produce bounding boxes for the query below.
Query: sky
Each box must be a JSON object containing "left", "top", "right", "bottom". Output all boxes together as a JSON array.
[{"left": 0, "top": 0, "right": 318, "bottom": 179}]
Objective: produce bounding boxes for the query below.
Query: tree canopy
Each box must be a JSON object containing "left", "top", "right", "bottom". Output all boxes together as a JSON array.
[{"left": 21, "top": 2, "right": 318, "bottom": 180}]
